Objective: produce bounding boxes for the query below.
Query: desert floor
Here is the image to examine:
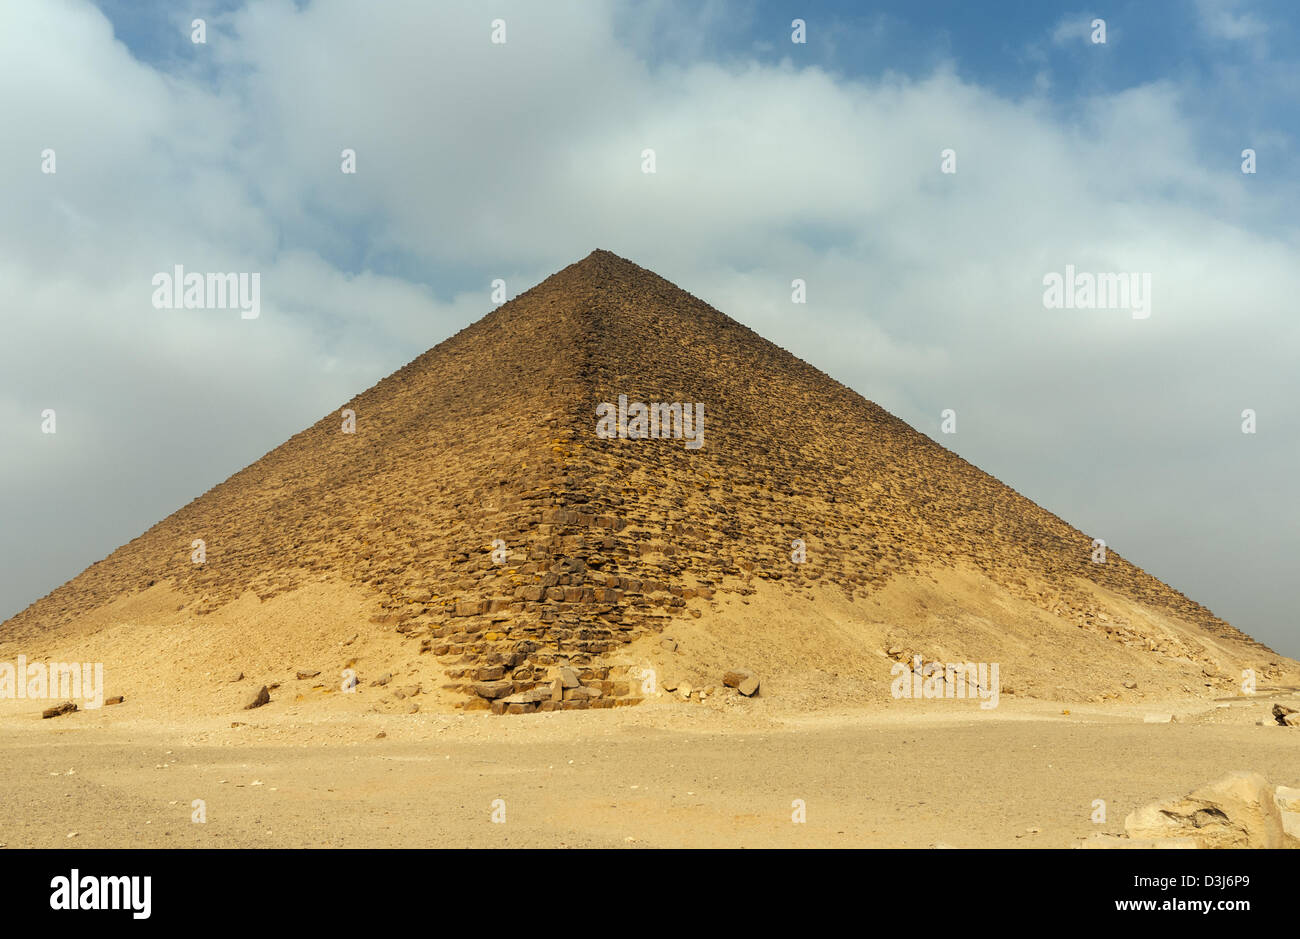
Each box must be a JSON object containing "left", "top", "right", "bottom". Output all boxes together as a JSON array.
[{"left": 2, "top": 691, "right": 1297, "bottom": 849}]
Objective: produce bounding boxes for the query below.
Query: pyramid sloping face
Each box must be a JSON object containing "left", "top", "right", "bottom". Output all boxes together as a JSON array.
[
  {"left": 555, "top": 252, "right": 1252, "bottom": 638},
  {"left": 1, "top": 250, "right": 1273, "bottom": 711}
]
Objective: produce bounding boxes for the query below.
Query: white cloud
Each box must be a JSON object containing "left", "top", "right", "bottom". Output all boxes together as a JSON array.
[
  {"left": 1196, "top": 0, "right": 1268, "bottom": 40},
  {"left": 1049, "top": 13, "right": 1097, "bottom": 46}
]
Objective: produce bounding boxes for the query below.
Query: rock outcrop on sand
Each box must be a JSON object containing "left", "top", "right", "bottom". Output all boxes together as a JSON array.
[{"left": 1082, "top": 772, "right": 1300, "bottom": 848}]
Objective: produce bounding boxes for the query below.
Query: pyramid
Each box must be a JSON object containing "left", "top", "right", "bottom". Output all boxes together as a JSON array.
[{"left": 2, "top": 250, "right": 1290, "bottom": 714}]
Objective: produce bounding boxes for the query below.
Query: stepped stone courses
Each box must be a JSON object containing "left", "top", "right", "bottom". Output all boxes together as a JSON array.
[{"left": 0, "top": 250, "right": 1276, "bottom": 713}]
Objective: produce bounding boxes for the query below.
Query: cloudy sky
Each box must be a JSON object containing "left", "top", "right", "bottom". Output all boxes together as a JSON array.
[{"left": 2, "top": 0, "right": 1296, "bottom": 656}]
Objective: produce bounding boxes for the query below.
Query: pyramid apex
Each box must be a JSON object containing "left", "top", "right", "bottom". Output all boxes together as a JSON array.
[
  {"left": 554, "top": 249, "right": 652, "bottom": 287},
  {"left": 579, "top": 248, "right": 635, "bottom": 266}
]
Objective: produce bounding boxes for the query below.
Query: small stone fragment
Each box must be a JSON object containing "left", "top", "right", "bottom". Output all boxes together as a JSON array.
[{"left": 244, "top": 686, "right": 271, "bottom": 710}]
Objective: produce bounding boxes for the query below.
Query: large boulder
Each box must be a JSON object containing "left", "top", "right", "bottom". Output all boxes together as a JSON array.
[
  {"left": 1124, "top": 772, "right": 1287, "bottom": 848},
  {"left": 470, "top": 680, "right": 513, "bottom": 700},
  {"left": 1275, "top": 786, "right": 1300, "bottom": 842},
  {"left": 501, "top": 688, "right": 549, "bottom": 705}
]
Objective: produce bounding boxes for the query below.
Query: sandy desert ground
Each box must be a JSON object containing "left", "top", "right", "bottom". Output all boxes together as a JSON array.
[
  {"left": 3, "top": 576, "right": 1298, "bottom": 849},
  {"left": 2, "top": 688, "right": 1298, "bottom": 849}
]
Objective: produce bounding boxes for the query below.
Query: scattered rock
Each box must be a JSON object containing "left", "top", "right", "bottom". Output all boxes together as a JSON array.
[
  {"left": 1123, "top": 681, "right": 1137, "bottom": 689},
  {"left": 371, "top": 673, "right": 392, "bottom": 687},
  {"left": 230, "top": 672, "right": 244, "bottom": 683},
  {"left": 1142, "top": 713, "right": 1174, "bottom": 723},
  {"left": 42, "top": 701, "right": 77, "bottom": 719},
  {"left": 244, "top": 686, "right": 271, "bottom": 710},
  {"left": 104, "top": 695, "right": 125, "bottom": 707},
  {"left": 738, "top": 675, "right": 760, "bottom": 697},
  {"left": 660, "top": 638, "right": 678, "bottom": 652},
  {"left": 722, "top": 669, "right": 752, "bottom": 688},
  {"left": 661, "top": 678, "right": 679, "bottom": 692},
  {"left": 375, "top": 731, "right": 386, "bottom": 739},
  {"left": 1081, "top": 833, "right": 1198, "bottom": 850},
  {"left": 1274, "top": 703, "right": 1299, "bottom": 726},
  {"left": 296, "top": 669, "right": 320, "bottom": 680}
]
